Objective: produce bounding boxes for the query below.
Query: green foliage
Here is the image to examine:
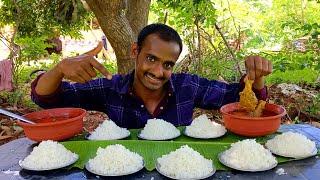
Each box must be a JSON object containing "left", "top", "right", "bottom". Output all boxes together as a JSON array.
[
  {"left": 1, "top": 0, "right": 319, "bottom": 109},
  {"left": 190, "top": 53, "right": 238, "bottom": 81},
  {"left": 1, "top": 54, "right": 62, "bottom": 108},
  {"left": 149, "top": 0, "right": 320, "bottom": 84},
  {"left": 0, "top": 89, "right": 22, "bottom": 106},
  {"left": 263, "top": 51, "right": 320, "bottom": 72},
  {"left": 0, "top": 0, "right": 93, "bottom": 93},
  {"left": 266, "top": 69, "right": 319, "bottom": 85},
  {"left": 0, "top": 0, "right": 92, "bottom": 38},
  {"left": 102, "top": 61, "right": 117, "bottom": 75},
  {"left": 15, "top": 36, "right": 50, "bottom": 62},
  {"left": 292, "top": 116, "right": 301, "bottom": 124},
  {"left": 151, "top": 0, "right": 217, "bottom": 58},
  {"left": 305, "top": 93, "right": 320, "bottom": 117},
  {"left": 95, "top": 60, "right": 118, "bottom": 78},
  {"left": 152, "top": 0, "right": 217, "bottom": 30},
  {"left": 299, "top": 22, "right": 320, "bottom": 50},
  {"left": 151, "top": 0, "right": 238, "bottom": 81},
  {"left": 49, "top": 53, "right": 62, "bottom": 65},
  {"left": 0, "top": 86, "right": 38, "bottom": 110},
  {"left": 15, "top": 66, "right": 35, "bottom": 84}
]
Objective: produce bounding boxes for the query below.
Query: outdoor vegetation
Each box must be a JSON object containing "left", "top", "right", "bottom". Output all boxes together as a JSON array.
[{"left": 0, "top": 0, "right": 319, "bottom": 143}]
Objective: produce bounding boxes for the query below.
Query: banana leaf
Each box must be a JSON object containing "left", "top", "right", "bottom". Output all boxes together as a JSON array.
[{"left": 62, "top": 128, "right": 319, "bottom": 171}]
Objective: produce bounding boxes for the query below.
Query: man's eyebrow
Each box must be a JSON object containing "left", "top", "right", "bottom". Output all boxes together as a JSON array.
[
  {"left": 146, "top": 53, "right": 176, "bottom": 64},
  {"left": 164, "top": 61, "right": 176, "bottom": 66},
  {"left": 146, "top": 53, "right": 159, "bottom": 59}
]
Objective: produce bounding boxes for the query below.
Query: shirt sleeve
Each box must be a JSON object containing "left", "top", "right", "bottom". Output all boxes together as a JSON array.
[
  {"left": 31, "top": 73, "right": 63, "bottom": 108},
  {"left": 194, "top": 75, "right": 268, "bottom": 109},
  {"left": 31, "top": 74, "right": 111, "bottom": 110}
]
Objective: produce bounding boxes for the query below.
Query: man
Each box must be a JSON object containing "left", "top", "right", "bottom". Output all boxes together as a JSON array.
[{"left": 31, "top": 23, "right": 272, "bottom": 128}]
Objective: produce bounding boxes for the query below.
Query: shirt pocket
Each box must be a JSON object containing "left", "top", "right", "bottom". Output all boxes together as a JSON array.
[{"left": 176, "top": 100, "right": 194, "bottom": 126}]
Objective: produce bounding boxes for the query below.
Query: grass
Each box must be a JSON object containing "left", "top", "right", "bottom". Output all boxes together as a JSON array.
[{"left": 266, "top": 68, "right": 319, "bottom": 86}]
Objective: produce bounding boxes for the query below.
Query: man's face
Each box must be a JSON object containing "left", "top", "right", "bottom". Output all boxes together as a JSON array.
[{"left": 132, "top": 34, "right": 181, "bottom": 91}]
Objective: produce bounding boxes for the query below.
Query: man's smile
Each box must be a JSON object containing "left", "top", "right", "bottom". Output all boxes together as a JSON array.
[{"left": 145, "top": 72, "right": 163, "bottom": 84}]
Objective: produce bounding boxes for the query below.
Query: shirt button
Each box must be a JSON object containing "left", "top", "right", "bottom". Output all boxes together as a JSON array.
[
  {"left": 168, "top": 93, "right": 172, "bottom": 96},
  {"left": 160, "top": 106, "right": 164, "bottom": 110},
  {"left": 141, "top": 105, "right": 144, "bottom": 108}
]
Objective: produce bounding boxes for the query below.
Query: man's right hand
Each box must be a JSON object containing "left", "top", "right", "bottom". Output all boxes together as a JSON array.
[
  {"left": 34, "top": 41, "right": 112, "bottom": 96},
  {"left": 57, "top": 54, "right": 112, "bottom": 83}
]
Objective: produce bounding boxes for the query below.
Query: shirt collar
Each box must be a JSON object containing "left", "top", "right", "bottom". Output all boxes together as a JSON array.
[{"left": 119, "top": 70, "right": 175, "bottom": 95}]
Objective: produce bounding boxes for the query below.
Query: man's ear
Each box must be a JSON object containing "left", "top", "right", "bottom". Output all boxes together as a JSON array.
[{"left": 130, "top": 42, "right": 139, "bottom": 59}]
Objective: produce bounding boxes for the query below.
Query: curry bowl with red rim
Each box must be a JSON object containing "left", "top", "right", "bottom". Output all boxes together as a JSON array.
[
  {"left": 220, "top": 102, "right": 286, "bottom": 137},
  {"left": 17, "top": 108, "right": 86, "bottom": 141}
]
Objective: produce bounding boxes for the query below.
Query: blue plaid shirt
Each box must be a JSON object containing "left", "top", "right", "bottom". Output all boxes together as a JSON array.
[{"left": 31, "top": 72, "right": 266, "bottom": 128}]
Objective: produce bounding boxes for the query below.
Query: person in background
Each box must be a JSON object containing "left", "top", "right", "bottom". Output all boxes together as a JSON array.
[{"left": 102, "top": 35, "right": 108, "bottom": 51}]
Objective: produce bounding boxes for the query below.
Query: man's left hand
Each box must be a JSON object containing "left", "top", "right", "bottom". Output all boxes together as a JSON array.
[{"left": 245, "top": 55, "right": 272, "bottom": 89}]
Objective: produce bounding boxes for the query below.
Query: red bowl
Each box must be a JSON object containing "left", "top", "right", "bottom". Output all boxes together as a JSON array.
[
  {"left": 17, "top": 108, "right": 86, "bottom": 142},
  {"left": 220, "top": 102, "right": 286, "bottom": 137}
]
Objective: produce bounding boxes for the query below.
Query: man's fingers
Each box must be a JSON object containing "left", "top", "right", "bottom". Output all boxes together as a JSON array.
[
  {"left": 86, "top": 66, "right": 97, "bottom": 78},
  {"left": 245, "top": 57, "right": 255, "bottom": 80},
  {"left": 80, "top": 63, "right": 97, "bottom": 78},
  {"left": 254, "top": 56, "right": 262, "bottom": 78},
  {"left": 77, "top": 69, "right": 92, "bottom": 82},
  {"left": 90, "top": 58, "right": 112, "bottom": 80},
  {"left": 69, "top": 76, "right": 86, "bottom": 84},
  {"left": 268, "top": 60, "right": 273, "bottom": 75},
  {"left": 262, "top": 59, "right": 268, "bottom": 76},
  {"left": 83, "top": 41, "right": 103, "bottom": 56}
]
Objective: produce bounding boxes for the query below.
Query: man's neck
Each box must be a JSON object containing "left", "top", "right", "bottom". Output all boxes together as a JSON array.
[
  {"left": 133, "top": 81, "right": 166, "bottom": 103},
  {"left": 133, "top": 82, "right": 167, "bottom": 115}
]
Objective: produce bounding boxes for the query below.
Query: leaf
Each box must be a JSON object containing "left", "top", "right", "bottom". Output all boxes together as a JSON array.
[
  {"left": 302, "top": 24, "right": 312, "bottom": 31},
  {"left": 61, "top": 129, "right": 317, "bottom": 171},
  {"left": 311, "top": 31, "right": 320, "bottom": 39},
  {"left": 312, "top": 23, "right": 319, "bottom": 29}
]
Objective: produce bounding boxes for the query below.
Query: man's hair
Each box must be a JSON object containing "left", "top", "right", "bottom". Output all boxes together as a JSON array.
[{"left": 137, "top": 23, "right": 182, "bottom": 54}]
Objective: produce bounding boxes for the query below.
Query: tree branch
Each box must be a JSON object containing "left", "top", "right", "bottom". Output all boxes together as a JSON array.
[
  {"left": 195, "top": 18, "right": 202, "bottom": 73},
  {"left": 199, "top": 27, "right": 220, "bottom": 57},
  {"left": 214, "top": 23, "right": 242, "bottom": 78}
]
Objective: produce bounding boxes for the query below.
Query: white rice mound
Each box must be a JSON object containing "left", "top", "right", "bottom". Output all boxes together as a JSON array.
[
  {"left": 265, "top": 131, "right": 316, "bottom": 158},
  {"left": 87, "top": 144, "right": 143, "bottom": 175},
  {"left": 88, "top": 120, "right": 130, "bottom": 140},
  {"left": 221, "top": 139, "right": 277, "bottom": 170},
  {"left": 157, "top": 145, "right": 213, "bottom": 179},
  {"left": 140, "top": 118, "right": 180, "bottom": 140},
  {"left": 20, "top": 140, "right": 78, "bottom": 170},
  {"left": 185, "top": 114, "right": 226, "bottom": 138}
]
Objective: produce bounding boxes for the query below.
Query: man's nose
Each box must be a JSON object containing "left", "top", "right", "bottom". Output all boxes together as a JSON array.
[{"left": 152, "top": 62, "right": 164, "bottom": 77}]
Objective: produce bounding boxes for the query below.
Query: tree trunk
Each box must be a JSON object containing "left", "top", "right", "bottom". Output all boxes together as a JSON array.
[
  {"left": 126, "top": 0, "right": 151, "bottom": 38},
  {"left": 86, "top": 0, "right": 150, "bottom": 74}
]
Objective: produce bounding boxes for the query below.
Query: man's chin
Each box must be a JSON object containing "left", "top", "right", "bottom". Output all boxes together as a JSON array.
[
  {"left": 146, "top": 85, "right": 162, "bottom": 91},
  {"left": 142, "top": 82, "right": 163, "bottom": 91}
]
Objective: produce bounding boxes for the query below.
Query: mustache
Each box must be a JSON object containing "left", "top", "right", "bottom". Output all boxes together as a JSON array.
[{"left": 145, "top": 72, "right": 165, "bottom": 81}]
